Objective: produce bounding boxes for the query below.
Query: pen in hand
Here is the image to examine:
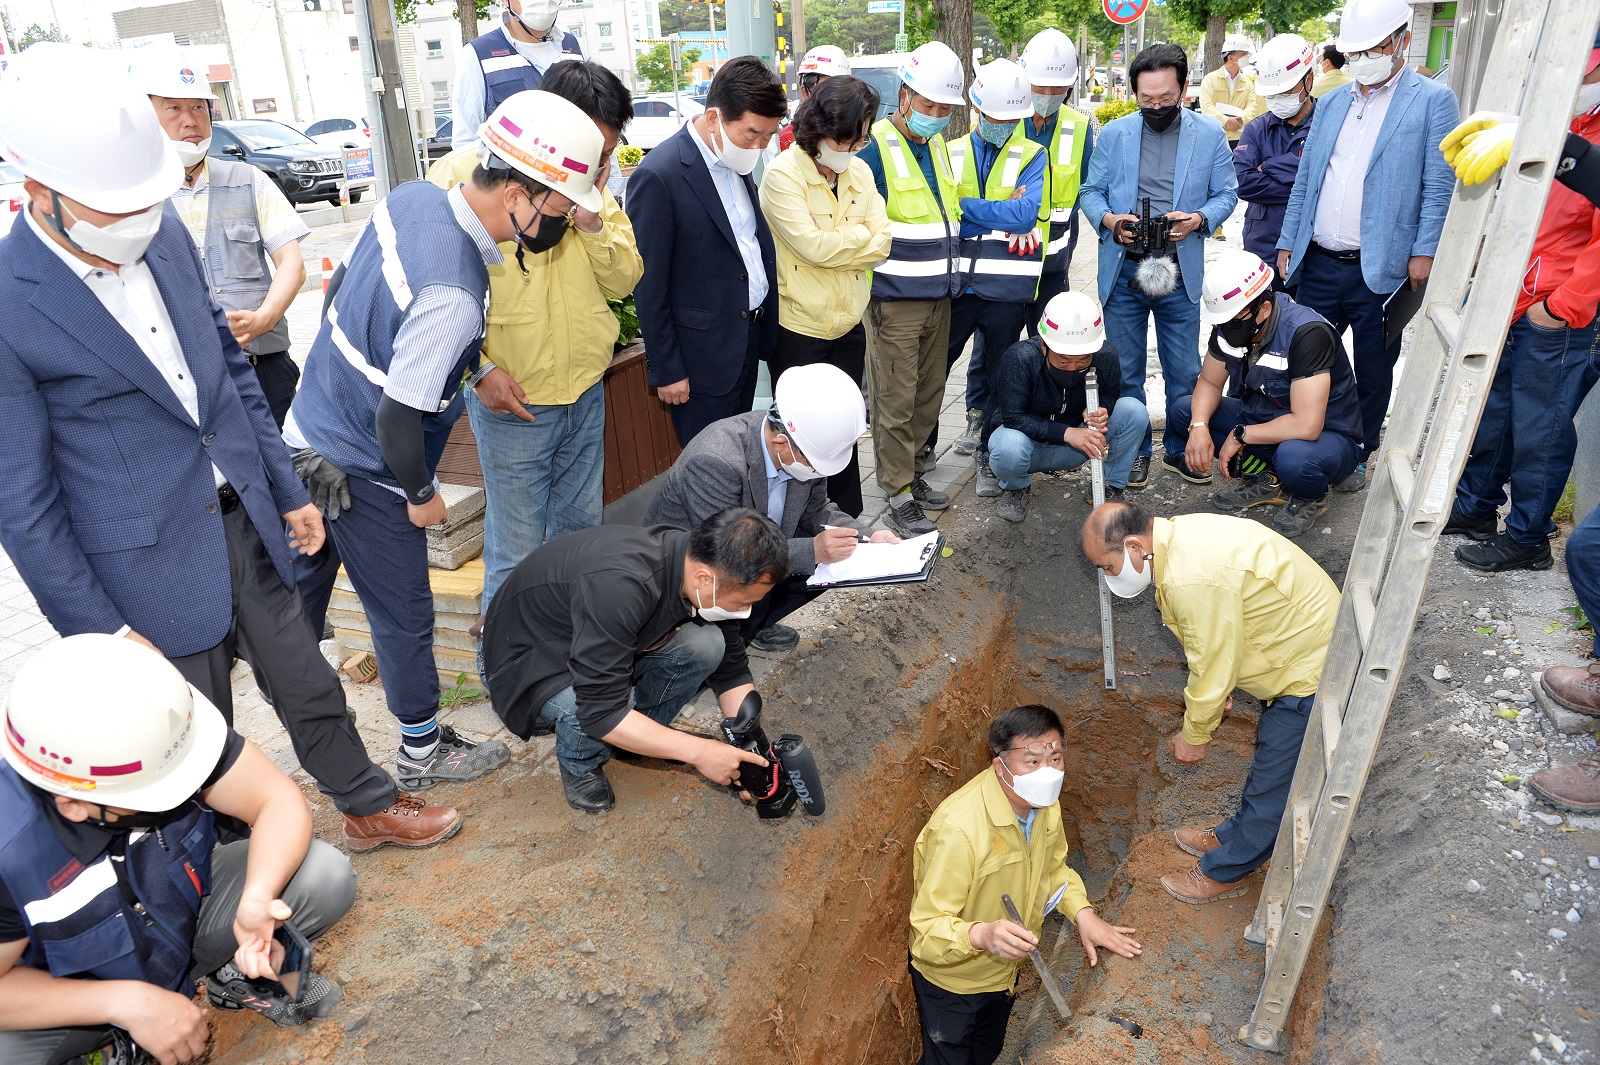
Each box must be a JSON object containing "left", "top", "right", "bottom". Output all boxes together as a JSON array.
[{"left": 821, "top": 524, "right": 872, "bottom": 544}]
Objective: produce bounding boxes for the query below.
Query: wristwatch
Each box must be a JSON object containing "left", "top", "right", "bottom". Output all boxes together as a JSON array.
[
  {"left": 1190, "top": 420, "right": 1207, "bottom": 430},
  {"left": 1232, "top": 424, "right": 1247, "bottom": 444}
]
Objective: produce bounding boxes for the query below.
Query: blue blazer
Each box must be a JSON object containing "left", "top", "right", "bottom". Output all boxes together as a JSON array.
[
  {"left": 1079, "top": 108, "right": 1239, "bottom": 304},
  {"left": 1276, "top": 67, "right": 1460, "bottom": 294},
  {"left": 0, "top": 215, "right": 310, "bottom": 658},
  {"left": 625, "top": 123, "right": 778, "bottom": 394}
]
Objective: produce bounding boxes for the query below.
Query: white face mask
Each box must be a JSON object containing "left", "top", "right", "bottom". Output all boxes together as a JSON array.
[
  {"left": 695, "top": 573, "right": 753, "bottom": 621},
  {"left": 1573, "top": 82, "right": 1600, "bottom": 117},
  {"left": 1266, "top": 92, "right": 1306, "bottom": 120},
  {"left": 710, "top": 111, "right": 763, "bottom": 176},
  {"left": 1000, "top": 761, "right": 1065, "bottom": 808},
  {"left": 1347, "top": 43, "right": 1401, "bottom": 87},
  {"left": 777, "top": 437, "right": 823, "bottom": 482},
  {"left": 173, "top": 137, "right": 211, "bottom": 166},
  {"left": 813, "top": 142, "right": 858, "bottom": 174},
  {"left": 1103, "top": 540, "right": 1153, "bottom": 599},
  {"left": 508, "top": 0, "right": 560, "bottom": 34},
  {"left": 53, "top": 196, "right": 164, "bottom": 265}
]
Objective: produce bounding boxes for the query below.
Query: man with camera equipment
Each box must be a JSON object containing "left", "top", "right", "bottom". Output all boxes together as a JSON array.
[
  {"left": 908, "top": 704, "right": 1141, "bottom": 1065},
  {"left": 0, "top": 636, "right": 358, "bottom": 1064},
  {"left": 481, "top": 507, "right": 824, "bottom": 817},
  {"left": 1080, "top": 44, "right": 1238, "bottom": 493},
  {"left": 1168, "top": 250, "right": 1363, "bottom": 538}
]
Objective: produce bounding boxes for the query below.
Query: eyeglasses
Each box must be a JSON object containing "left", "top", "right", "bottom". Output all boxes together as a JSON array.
[
  {"left": 1002, "top": 740, "right": 1066, "bottom": 769},
  {"left": 1347, "top": 31, "right": 1403, "bottom": 61}
]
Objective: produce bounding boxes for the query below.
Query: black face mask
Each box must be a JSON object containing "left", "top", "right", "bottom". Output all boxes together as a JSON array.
[
  {"left": 84, "top": 799, "right": 195, "bottom": 833},
  {"left": 1218, "top": 311, "right": 1266, "bottom": 351},
  {"left": 509, "top": 200, "right": 570, "bottom": 272},
  {"left": 1140, "top": 104, "right": 1181, "bottom": 132},
  {"left": 1046, "top": 363, "right": 1086, "bottom": 390}
]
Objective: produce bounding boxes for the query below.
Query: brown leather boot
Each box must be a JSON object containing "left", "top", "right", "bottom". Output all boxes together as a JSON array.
[
  {"left": 342, "top": 795, "right": 462, "bottom": 852},
  {"left": 1160, "top": 864, "right": 1249, "bottom": 904},
  {"left": 1173, "top": 825, "right": 1221, "bottom": 857},
  {"left": 1540, "top": 664, "right": 1600, "bottom": 717},
  {"left": 1528, "top": 752, "right": 1600, "bottom": 814}
]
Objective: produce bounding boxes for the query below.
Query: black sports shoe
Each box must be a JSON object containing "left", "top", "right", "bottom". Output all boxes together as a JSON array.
[
  {"left": 1442, "top": 505, "right": 1497, "bottom": 540},
  {"left": 747, "top": 623, "right": 798, "bottom": 655},
  {"left": 559, "top": 763, "right": 616, "bottom": 813},
  {"left": 1127, "top": 455, "right": 1151, "bottom": 490},
  {"left": 204, "top": 961, "right": 343, "bottom": 1027},
  {"left": 396, "top": 725, "right": 511, "bottom": 791},
  {"left": 1160, "top": 452, "right": 1213, "bottom": 485},
  {"left": 1454, "top": 532, "right": 1553, "bottom": 573}
]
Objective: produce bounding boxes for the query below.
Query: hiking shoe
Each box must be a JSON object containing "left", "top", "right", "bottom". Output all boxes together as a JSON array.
[
  {"left": 952, "top": 409, "right": 984, "bottom": 456},
  {"left": 1540, "top": 663, "right": 1600, "bottom": 716},
  {"left": 1454, "top": 532, "right": 1553, "bottom": 573},
  {"left": 885, "top": 495, "right": 937, "bottom": 537},
  {"left": 205, "top": 961, "right": 344, "bottom": 1027},
  {"left": 1528, "top": 751, "right": 1600, "bottom": 814},
  {"left": 747, "top": 623, "right": 799, "bottom": 656},
  {"left": 560, "top": 763, "right": 615, "bottom": 814},
  {"left": 342, "top": 796, "right": 461, "bottom": 852},
  {"left": 1334, "top": 463, "right": 1366, "bottom": 493},
  {"left": 1127, "top": 455, "right": 1151, "bottom": 490},
  {"left": 1160, "top": 864, "right": 1249, "bottom": 904},
  {"left": 1082, "top": 485, "right": 1127, "bottom": 504},
  {"left": 396, "top": 725, "right": 510, "bottom": 791},
  {"left": 910, "top": 476, "right": 950, "bottom": 511},
  {"left": 1173, "top": 825, "right": 1221, "bottom": 857},
  {"left": 1213, "top": 473, "right": 1285, "bottom": 512},
  {"left": 1443, "top": 505, "right": 1497, "bottom": 540},
  {"left": 975, "top": 450, "right": 1001, "bottom": 497},
  {"left": 996, "top": 487, "right": 1030, "bottom": 523},
  {"left": 1161, "top": 452, "right": 1213, "bottom": 485},
  {"left": 1272, "top": 494, "right": 1329, "bottom": 538}
]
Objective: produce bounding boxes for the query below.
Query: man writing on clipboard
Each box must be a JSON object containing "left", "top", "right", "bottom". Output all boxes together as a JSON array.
[{"left": 644, "top": 364, "right": 902, "bottom": 658}]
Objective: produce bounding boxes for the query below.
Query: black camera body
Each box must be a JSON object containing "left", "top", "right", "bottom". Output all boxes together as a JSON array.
[
  {"left": 719, "top": 691, "right": 826, "bottom": 820},
  {"left": 1116, "top": 197, "right": 1174, "bottom": 259}
]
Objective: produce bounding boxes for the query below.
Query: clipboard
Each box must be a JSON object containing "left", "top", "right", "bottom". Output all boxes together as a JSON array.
[
  {"left": 806, "top": 533, "right": 945, "bottom": 588},
  {"left": 1382, "top": 277, "right": 1428, "bottom": 349}
]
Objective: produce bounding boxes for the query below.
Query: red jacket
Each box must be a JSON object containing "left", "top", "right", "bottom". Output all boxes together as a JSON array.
[{"left": 1516, "top": 109, "right": 1600, "bottom": 327}]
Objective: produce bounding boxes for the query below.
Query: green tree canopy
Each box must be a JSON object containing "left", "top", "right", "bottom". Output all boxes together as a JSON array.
[{"left": 635, "top": 42, "right": 703, "bottom": 92}]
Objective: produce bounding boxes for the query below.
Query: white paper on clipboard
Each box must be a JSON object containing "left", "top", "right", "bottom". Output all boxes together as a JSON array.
[{"left": 807, "top": 531, "right": 941, "bottom": 586}]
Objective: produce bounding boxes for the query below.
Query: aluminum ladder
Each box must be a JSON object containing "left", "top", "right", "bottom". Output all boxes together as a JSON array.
[{"left": 1238, "top": 0, "right": 1600, "bottom": 1050}]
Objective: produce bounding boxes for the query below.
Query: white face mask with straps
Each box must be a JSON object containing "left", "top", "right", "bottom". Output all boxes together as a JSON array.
[
  {"left": 508, "top": 0, "right": 561, "bottom": 34},
  {"left": 51, "top": 195, "right": 164, "bottom": 265},
  {"left": 1103, "top": 540, "right": 1154, "bottom": 598},
  {"left": 695, "top": 573, "right": 753, "bottom": 621}
]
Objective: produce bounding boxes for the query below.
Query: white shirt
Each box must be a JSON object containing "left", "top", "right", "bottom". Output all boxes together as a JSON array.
[
  {"left": 689, "top": 119, "right": 770, "bottom": 312},
  {"left": 26, "top": 206, "right": 227, "bottom": 487},
  {"left": 1311, "top": 76, "right": 1401, "bottom": 252}
]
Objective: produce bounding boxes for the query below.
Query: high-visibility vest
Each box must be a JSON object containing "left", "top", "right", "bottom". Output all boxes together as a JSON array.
[
  {"left": 870, "top": 117, "right": 963, "bottom": 303},
  {"left": 952, "top": 129, "right": 1046, "bottom": 304},
  {"left": 1040, "top": 107, "right": 1090, "bottom": 274}
]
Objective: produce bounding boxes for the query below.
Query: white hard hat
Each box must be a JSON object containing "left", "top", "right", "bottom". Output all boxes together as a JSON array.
[
  {"left": 1201, "top": 249, "right": 1276, "bottom": 326},
  {"left": 1221, "top": 33, "right": 1254, "bottom": 57},
  {"left": 1020, "top": 28, "right": 1079, "bottom": 87},
  {"left": 128, "top": 45, "right": 218, "bottom": 101},
  {"left": 480, "top": 89, "right": 604, "bottom": 213},
  {"left": 1253, "top": 33, "right": 1316, "bottom": 96},
  {"left": 899, "top": 41, "right": 966, "bottom": 107},
  {"left": 969, "top": 58, "right": 1032, "bottom": 121},
  {"left": 1337, "top": 0, "right": 1413, "bottom": 54},
  {"left": 3, "top": 634, "right": 228, "bottom": 812},
  {"left": 0, "top": 43, "right": 183, "bottom": 214},
  {"left": 1038, "top": 291, "right": 1105, "bottom": 356},
  {"left": 799, "top": 45, "right": 850, "bottom": 77},
  {"left": 771, "top": 364, "right": 868, "bottom": 477}
]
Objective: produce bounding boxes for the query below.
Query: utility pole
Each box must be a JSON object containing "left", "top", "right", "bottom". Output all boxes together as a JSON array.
[
  {"left": 271, "top": 0, "right": 306, "bottom": 123},
  {"left": 356, "top": 0, "right": 419, "bottom": 196},
  {"left": 792, "top": 0, "right": 805, "bottom": 65}
]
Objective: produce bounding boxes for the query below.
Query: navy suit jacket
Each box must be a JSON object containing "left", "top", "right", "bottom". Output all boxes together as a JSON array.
[
  {"left": 0, "top": 214, "right": 311, "bottom": 657},
  {"left": 625, "top": 123, "right": 778, "bottom": 394}
]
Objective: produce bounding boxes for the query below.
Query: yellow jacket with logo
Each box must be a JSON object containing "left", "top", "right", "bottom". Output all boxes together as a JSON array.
[
  {"left": 909, "top": 768, "right": 1090, "bottom": 995},
  {"left": 758, "top": 145, "right": 892, "bottom": 340},
  {"left": 427, "top": 147, "right": 643, "bottom": 404},
  {"left": 1199, "top": 67, "right": 1265, "bottom": 141}
]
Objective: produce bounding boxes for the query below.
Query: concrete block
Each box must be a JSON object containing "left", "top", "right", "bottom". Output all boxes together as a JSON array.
[
  {"left": 434, "top": 483, "right": 487, "bottom": 532},
  {"left": 427, "top": 528, "right": 484, "bottom": 571},
  {"left": 1532, "top": 672, "right": 1600, "bottom": 735}
]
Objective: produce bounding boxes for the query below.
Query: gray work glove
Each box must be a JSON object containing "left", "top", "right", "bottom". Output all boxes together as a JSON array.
[{"left": 291, "top": 447, "right": 351, "bottom": 522}]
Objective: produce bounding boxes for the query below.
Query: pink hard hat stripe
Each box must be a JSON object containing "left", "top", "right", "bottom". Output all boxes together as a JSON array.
[
  {"left": 90, "top": 760, "right": 144, "bottom": 777},
  {"left": 498, "top": 115, "right": 524, "bottom": 138},
  {"left": 5, "top": 719, "right": 23, "bottom": 747},
  {"left": 561, "top": 156, "right": 591, "bottom": 174}
]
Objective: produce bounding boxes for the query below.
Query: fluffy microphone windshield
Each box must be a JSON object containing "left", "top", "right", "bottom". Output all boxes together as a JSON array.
[{"left": 1135, "top": 256, "right": 1178, "bottom": 299}]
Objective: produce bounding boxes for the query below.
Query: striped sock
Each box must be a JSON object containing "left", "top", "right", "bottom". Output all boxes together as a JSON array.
[{"left": 400, "top": 717, "right": 441, "bottom": 761}]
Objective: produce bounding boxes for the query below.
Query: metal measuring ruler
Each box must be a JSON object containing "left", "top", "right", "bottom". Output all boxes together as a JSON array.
[{"left": 1084, "top": 369, "right": 1116, "bottom": 690}]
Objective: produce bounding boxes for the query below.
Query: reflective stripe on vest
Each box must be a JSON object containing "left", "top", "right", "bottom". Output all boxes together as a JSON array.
[
  {"left": 195, "top": 157, "right": 291, "bottom": 356},
  {"left": 954, "top": 131, "right": 1046, "bottom": 303},
  {"left": 871, "top": 119, "right": 961, "bottom": 302},
  {"left": 469, "top": 29, "right": 583, "bottom": 112}
]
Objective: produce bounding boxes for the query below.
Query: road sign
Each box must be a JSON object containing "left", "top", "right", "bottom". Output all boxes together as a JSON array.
[
  {"left": 1102, "top": 0, "right": 1148, "bottom": 25},
  {"left": 895, "top": 32, "right": 909, "bottom": 51},
  {"left": 867, "top": 0, "right": 902, "bottom": 11},
  {"left": 669, "top": 33, "right": 682, "bottom": 71},
  {"left": 342, "top": 147, "right": 375, "bottom": 182},
  {"left": 1112, "top": 49, "right": 1123, "bottom": 63}
]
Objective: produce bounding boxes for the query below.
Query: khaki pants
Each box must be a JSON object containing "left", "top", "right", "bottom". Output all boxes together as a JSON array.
[{"left": 865, "top": 297, "right": 952, "bottom": 498}]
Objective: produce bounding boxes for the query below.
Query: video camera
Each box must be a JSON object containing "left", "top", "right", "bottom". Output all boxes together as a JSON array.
[
  {"left": 720, "top": 691, "right": 826, "bottom": 820},
  {"left": 1115, "top": 197, "right": 1174, "bottom": 260}
]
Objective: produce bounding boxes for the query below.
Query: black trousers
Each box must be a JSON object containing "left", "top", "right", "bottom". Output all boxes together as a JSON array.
[
  {"left": 668, "top": 318, "right": 763, "bottom": 447},
  {"left": 738, "top": 574, "right": 827, "bottom": 640},
  {"left": 929, "top": 295, "right": 1029, "bottom": 452},
  {"left": 768, "top": 322, "right": 867, "bottom": 517},
  {"left": 169, "top": 505, "right": 398, "bottom": 817},
  {"left": 251, "top": 349, "right": 301, "bottom": 430},
  {"left": 910, "top": 961, "right": 1016, "bottom": 1065}
]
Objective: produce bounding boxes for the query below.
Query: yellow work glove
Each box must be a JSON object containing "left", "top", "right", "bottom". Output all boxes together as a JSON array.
[{"left": 1440, "top": 111, "right": 1519, "bottom": 185}]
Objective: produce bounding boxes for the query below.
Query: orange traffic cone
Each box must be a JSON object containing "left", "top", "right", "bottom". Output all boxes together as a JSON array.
[{"left": 322, "top": 256, "right": 333, "bottom": 293}]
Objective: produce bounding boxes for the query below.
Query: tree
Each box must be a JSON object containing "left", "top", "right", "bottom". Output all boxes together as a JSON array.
[
  {"left": 635, "top": 42, "right": 702, "bottom": 92},
  {"left": 1164, "top": 0, "right": 1258, "bottom": 77},
  {"left": 394, "top": 0, "right": 493, "bottom": 27},
  {"left": 1255, "top": 0, "right": 1338, "bottom": 38},
  {"left": 977, "top": 0, "right": 1042, "bottom": 53},
  {"left": 1294, "top": 16, "right": 1334, "bottom": 44},
  {"left": 16, "top": 22, "right": 67, "bottom": 49}
]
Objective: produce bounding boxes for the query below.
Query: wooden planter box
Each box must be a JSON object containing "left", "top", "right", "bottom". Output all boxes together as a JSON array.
[{"left": 436, "top": 340, "right": 683, "bottom": 505}]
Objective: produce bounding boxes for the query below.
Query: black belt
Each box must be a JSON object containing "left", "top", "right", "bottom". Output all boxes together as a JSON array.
[
  {"left": 741, "top": 306, "right": 765, "bottom": 321},
  {"left": 218, "top": 483, "right": 242, "bottom": 513},
  {"left": 1312, "top": 243, "right": 1361, "bottom": 263}
]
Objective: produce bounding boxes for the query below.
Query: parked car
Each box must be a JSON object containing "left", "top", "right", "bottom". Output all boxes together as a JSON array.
[
  {"left": 211, "top": 120, "right": 361, "bottom": 206},
  {"left": 849, "top": 53, "right": 910, "bottom": 121},
  {"left": 628, "top": 94, "right": 704, "bottom": 151},
  {"left": 419, "top": 116, "right": 456, "bottom": 168},
  {"left": 302, "top": 115, "right": 370, "bottom": 149},
  {"left": 1, "top": 160, "right": 23, "bottom": 237}
]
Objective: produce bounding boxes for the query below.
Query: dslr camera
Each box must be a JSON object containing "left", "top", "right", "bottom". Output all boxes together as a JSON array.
[
  {"left": 1115, "top": 196, "right": 1174, "bottom": 259},
  {"left": 720, "top": 691, "right": 826, "bottom": 819}
]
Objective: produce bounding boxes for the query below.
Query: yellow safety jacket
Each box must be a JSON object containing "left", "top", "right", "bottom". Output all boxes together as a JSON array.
[
  {"left": 952, "top": 127, "right": 1046, "bottom": 303},
  {"left": 870, "top": 116, "right": 963, "bottom": 303}
]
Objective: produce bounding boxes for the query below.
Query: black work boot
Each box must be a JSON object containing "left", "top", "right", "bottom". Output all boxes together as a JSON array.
[
  {"left": 560, "top": 763, "right": 616, "bottom": 814},
  {"left": 1454, "top": 532, "right": 1553, "bottom": 573}
]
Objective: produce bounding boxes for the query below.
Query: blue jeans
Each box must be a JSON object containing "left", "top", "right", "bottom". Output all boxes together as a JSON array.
[
  {"left": 1291, "top": 246, "right": 1398, "bottom": 455},
  {"left": 986, "top": 396, "right": 1148, "bottom": 490},
  {"left": 1169, "top": 395, "right": 1364, "bottom": 499},
  {"left": 1200, "top": 693, "right": 1314, "bottom": 884},
  {"left": 468, "top": 381, "right": 607, "bottom": 609},
  {"left": 296, "top": 476, "right": 438, "bottom": 729},
  {"left": 1569, "top": 503, "right": 1600, "bottom": 658},
  {"left": 537, "top": 622, "right": 726, "bottom": 774},
  {"left": 1452, "top": 315, "right": 1600, "bottom": 547},
  {"left": 1103, "top": 257, "right": 1202, "bottom": 458}
]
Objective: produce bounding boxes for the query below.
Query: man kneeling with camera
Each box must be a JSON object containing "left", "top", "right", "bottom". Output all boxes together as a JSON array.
[{"left": 0, "top": 635, "right": 357, "bottom": 1065}]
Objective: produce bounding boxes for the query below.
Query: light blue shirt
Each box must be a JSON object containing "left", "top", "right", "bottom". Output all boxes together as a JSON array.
[
  {"left": 689, "top": 120, "right": 769, "bottom": 312},
  {"left": 759, "top": 424, "right": 791, "bottom": 524},
  {"left": 1017, "top": 808, "right": 1037, "bottom": 844}
]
